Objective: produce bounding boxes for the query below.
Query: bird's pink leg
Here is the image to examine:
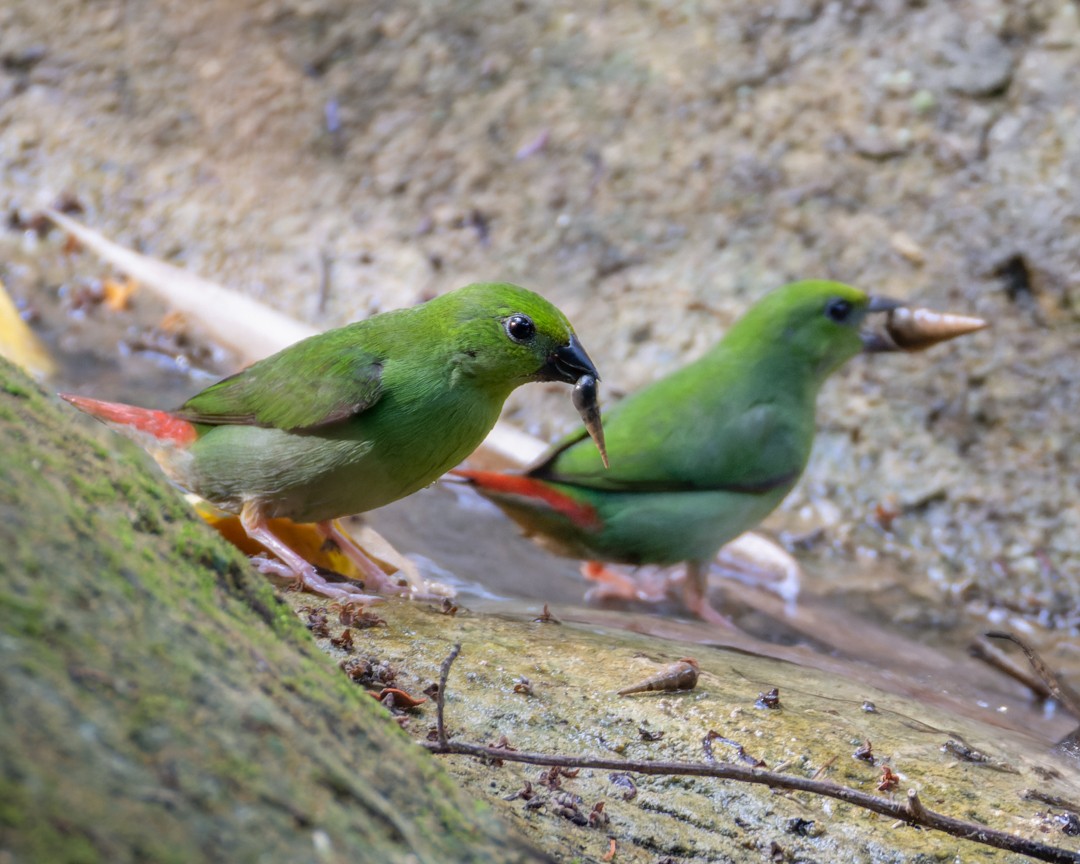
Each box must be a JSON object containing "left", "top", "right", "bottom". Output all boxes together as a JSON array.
[
  {"left": 316, "top": 520, "right": 410, "bottom": 596},
  {"left": 681, "top": 561, "right": 735, "bottom": 629},
  {"left": 239, "top": 502, "right": 383, "bottom": 603}
]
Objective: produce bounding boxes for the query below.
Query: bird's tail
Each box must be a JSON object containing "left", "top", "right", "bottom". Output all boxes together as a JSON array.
[
  {"left": 450, "top": 468, "right": 601, "bottom": 530},
  {"left": 59, "top": 394, "right": 202, "bottom": 495},
  {"left": 60, "top": 394, "right": 198, "bottom": 447}
]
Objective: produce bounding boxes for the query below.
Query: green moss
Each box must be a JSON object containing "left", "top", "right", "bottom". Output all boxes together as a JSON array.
[
  {"left": 0, "top": 358, "right": 552, "bottom": 863},
  {"left": 68, "top": 471, "right": 119, "bottom": 504},
  {"left": 0, "top": 591, "right": 47, "bottom": 638},
  {"left": 0, "top": 778, "right": 25, "bottom": 827},
  {"left": 1, "top": 379, "right": 32, "bottom": 398},
  {"left": 28, "top": 832, "right": 100, "bottom": 864}
]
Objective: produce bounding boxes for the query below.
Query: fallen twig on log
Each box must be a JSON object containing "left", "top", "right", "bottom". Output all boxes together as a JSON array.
[{"left": 422, "top": 645, "right": 1080, "bottom": 864}]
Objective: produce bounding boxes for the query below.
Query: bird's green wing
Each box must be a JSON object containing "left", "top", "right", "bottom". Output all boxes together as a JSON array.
[
  {"left": 532, "top": 397, "right": 806, "bottom": 497},
  {"left": 175, "top": 328, "right": 385, "bottom": 432}
]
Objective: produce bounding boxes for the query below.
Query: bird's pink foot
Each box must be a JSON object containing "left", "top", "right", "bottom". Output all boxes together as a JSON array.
[
  {"left": 317, "top": 520, "right": 452, "bottom": 602},
  {"left": 251, "top": 554, "right": 384, "bottom": 603},
  {"left": 316, "top": 520, "right": 405, "bottom": 594},
  {"left": 240, "top": 502, "right": 389, "bottom": 603},
  {"left": 581, "top": 560, "right": 736, "bottom": 628},
  {"left": 581, "top": 561, "right": 671, "bottom": 603}
]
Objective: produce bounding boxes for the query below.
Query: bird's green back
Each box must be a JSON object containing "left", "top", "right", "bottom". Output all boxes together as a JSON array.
[{"left": 177, "top": 282, "right": 580, "bottom": 433}]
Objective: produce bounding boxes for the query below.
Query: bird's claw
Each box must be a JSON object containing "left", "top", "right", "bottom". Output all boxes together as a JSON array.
[
  {"left": 251, "top": 553, "right": 295, "bottom": 581},
  {"left": 251, "top": 553, "right": 384, "bottom": 604},
  {"left": 581, "top": 560, "right": 737, "bottom": 628},
  {"left": 318, "top": 520, "right": 457, "bottom": 602},
  {"left": 680, "top": 578, "right": 736, "bottom": 629},
  {"left": 581, "top": 561, "right": 672, "bottom": 604}
]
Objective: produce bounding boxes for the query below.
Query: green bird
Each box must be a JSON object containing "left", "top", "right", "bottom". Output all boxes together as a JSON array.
[
  {"left": 456, "top": 280, "right": 986, "bottom": 626},
  {"left": 62, "top": 282, "right": 606, "bottom": 601}
]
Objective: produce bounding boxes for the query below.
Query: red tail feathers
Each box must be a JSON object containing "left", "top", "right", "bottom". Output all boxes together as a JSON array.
[
  {"left": 452, "top": 469, "right": 601, "bottom": 531},
  {"left": 60, "top": 394, "right": 197, "bottom": 447}
]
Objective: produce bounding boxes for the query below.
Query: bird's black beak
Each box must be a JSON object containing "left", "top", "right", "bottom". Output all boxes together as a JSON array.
[
  {"left": 866, "top": 296, "right": 905, "bottom": 314},
  {"left": 542, "top": 335, "right": 609, "bottom": 468},
  {"left": 861, "top": 295, "right": 907, "bottom": 352},
  {"left": 542, "top": 334, "right": 598, "bottom": 385}
]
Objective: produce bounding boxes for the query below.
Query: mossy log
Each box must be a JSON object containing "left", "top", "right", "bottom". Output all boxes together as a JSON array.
[{"left": 0, "top": 357, "right": 549, "bottom": 864}]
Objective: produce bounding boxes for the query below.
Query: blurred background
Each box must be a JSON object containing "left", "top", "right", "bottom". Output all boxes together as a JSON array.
[{"left": 1, "top": 0, "right": 1077, "bottom": 631}]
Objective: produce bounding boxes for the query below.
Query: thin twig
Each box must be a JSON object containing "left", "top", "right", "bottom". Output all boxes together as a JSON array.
[
  {"left": 1022, "top": 789, "right": 1080, "bottom": 815},
  {"left": 905, "top": 789, "right": 927, "bottom": 820},
  {"left": 810, "top": 753, "right": 838, "bottom": 781},
  {"left": 423, "top": 646, "right": 1080, "bottom": 864},
  {"left": 435, "top": 642, "right": 460, "bottom": 747},
  {"left": 969, "top": 636, "right": 1055, "bottom": 701},
  {"left": 986, "top": 632, "right": 1080, "bottom": 717}
]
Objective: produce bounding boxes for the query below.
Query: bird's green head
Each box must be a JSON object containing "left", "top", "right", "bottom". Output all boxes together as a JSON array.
[
  {"left": 442, "top": 282, "right": 608, "bottom": 463},
  {"left": 442, "top": 282, "right": 595, "bottom": 384},
  {"left": 729, "top": 280, "right": 894, "bottom": 380}
]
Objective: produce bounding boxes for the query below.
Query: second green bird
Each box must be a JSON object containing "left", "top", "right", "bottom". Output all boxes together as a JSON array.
[{"left": 457, "top": 280, "right": 987, "bottom": 626}]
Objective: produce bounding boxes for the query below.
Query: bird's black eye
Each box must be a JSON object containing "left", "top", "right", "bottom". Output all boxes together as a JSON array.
[
  {"left": 505, "top": 314, "right": 536, "bottom": 342},
  {"left": 825, "top": 298, "right": 853, "bottom": 323}
]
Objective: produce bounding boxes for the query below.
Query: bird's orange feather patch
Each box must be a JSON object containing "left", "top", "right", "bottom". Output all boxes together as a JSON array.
[
  {"left": 453, "top": 469, "right": 601, "bottom": 531},
  {"left": 60, "top": 393, "right": 197, "bottom": 446}
]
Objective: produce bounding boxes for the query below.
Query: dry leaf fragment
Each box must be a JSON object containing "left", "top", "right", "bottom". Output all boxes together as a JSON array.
[
  {"left": 102, "top": 276, "right": 138, "bottom": 312},
  {"left": 368, "top": 687, "right": 427, "bottom": 710}
]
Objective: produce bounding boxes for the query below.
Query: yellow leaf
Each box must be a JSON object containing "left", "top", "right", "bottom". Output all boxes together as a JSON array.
[
  {"left": 0, "top": 278, "right": 55, "bottom": 380},
  {"left": 190, "top": 497, "right": 372, "bottom": 579}
]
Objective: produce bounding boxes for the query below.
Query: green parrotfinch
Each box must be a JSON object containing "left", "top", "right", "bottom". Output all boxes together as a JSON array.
[
  {"left": 62, "top": 282, "right": 606, "bottom": 601},
  {"left": 456, "top": 280, "right": 986, "bottom": 626}
]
